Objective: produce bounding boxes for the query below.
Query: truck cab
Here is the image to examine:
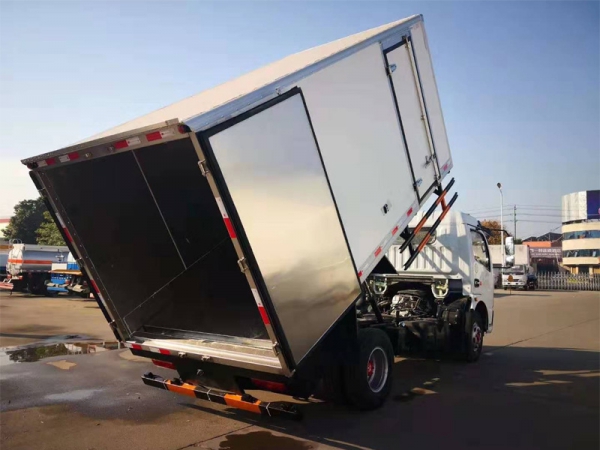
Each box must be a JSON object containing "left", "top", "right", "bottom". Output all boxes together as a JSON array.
[
  {"left": 502, "top": 265, "right": 535, "bottom": 290},
  {"left": 383, "top": 210, "right": 495, "bottom": 333}
]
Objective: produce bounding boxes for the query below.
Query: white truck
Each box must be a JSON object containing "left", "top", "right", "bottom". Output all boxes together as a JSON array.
[
  {"left": 2, "top": 243, "right": 69, "bottom": 294},
  {"left": 21, "top": 15, "right": 481, "bottom": 417},
  {"left": 502, "top": 265, "right": 537, "bottom": 290}
]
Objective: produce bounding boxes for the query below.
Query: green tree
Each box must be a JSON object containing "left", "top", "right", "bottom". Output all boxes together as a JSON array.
[
  {"left": 2, "top": 198, "right": 46, "bottom": 244},
  {"left": 36, "top": 211, "right": 65, "bottom": 245}
]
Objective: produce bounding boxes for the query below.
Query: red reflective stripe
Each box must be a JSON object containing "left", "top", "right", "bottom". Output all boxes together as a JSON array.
[
  {"left": 152, "top": 359, "right": 175, "bottom": 370},
  {"left": 114, "top": 140, "right": 128, "bottom": 149},
  {"left": 374, "top": 247, "right": 382, "bottom": 257},
  {"left": 258, "top": 306, "right": 270, "bottom": 325},
  {"left": 392, "top": 226, "right": 399, "bottom": 236},
  {"left": 131, "top": 344, "right": 143, "bottom": 350},
  {"left": 357, "top": 271, "right": 363, "bottom": 278},
  {"left": 251, "top": 378, "right": 287, "bottom": 393},
  {"left": 90, "top": 279, "right": 100, "bottom": 293},
  {"left": 63, "top": 228, "right": 73, "bottom": 243},
  {"left": 159, "top": 349, "right": 170, "bottom": 355},
  {"left": 46, "top": 158, "right": 56, "bottom": 166},
  {"left": 407, "top": 208, "right": 413, "bottom": 216},
  {"left": 8, "top": 259, "right": 52, "bottom": 264},
  {"left": 224, "top": 218, "right": 237, "bottom": 238},
  {"left": 146, "top": 131, "right": 162, "bottom": 142},
  {"left": 442, "top": 163, "right": 448, "bottom": 171},
  {"left": 68, "top": 151, "right": 80, "bottom": 161}
]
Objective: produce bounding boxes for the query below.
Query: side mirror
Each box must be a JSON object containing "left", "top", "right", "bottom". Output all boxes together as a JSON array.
[
  {"left": 505, "top": 255, "right": 515, "bottom": 267},
  {"left": 505, "top": 236, "right": 515, "bottom": 256}
]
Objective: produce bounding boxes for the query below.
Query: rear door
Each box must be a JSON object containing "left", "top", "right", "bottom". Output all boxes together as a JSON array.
[{"left": 204, "top": 89, "right": 361, "bottom": 366}]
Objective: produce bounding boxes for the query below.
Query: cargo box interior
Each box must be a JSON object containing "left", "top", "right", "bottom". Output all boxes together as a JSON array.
[{"left": 40, "top": 138, "right": 270, "bottom": 344}]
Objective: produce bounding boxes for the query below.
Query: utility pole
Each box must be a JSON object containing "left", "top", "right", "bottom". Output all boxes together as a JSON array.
[{"left": 513, "top": 205, "right": 517, "bottom": 240}]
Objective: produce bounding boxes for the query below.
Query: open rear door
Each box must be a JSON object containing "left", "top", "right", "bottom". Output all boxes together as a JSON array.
[
  {"left": 28, "top": 123, "right": 287, "bottom": 374},
  {"left": 202, "top": 89, "right": 361, "bottom": 366}
]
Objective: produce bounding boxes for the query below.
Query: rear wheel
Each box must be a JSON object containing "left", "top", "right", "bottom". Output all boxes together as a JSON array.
[
  {"left": 464, "top": 310, "right": 484, "bottom": 362},
  {"left": 317, "top": 364, "right": 347, "bottom": 405},
  {"left": 343, "top": 328, "right": 393, "bottom": 410}
]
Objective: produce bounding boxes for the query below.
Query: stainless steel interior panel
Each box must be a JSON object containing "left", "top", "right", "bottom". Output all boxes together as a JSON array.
[{"left": 208, "top": 92, "right": 361, "bottom": 365}]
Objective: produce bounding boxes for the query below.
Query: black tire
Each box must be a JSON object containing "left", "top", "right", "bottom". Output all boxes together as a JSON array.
[
  {"left": 464, "top": 310, "right": 484, "bottom": 362},
  {"left": 343, "top": 328, "right": 394, "bottom": 410},
  {"left": 317, "top": 364, "right": 347, "bottom": 405}
]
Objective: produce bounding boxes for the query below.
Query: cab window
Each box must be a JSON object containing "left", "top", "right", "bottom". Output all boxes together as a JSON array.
[{"left": 470, "top": 230, "right": 491, "bottom": 271}]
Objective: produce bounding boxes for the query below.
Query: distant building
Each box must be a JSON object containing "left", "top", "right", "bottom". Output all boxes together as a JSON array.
[
  {"left": 561, "top": 190, "right": 600, "bottom": 274},
  {"left": 523, "top": 232, "right": 562, "bottom": 243}
]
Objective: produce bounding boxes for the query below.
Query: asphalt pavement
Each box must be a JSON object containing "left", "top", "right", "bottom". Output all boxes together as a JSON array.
[{"left": 0, "top": 290, "right": 598, "bottom": 450}]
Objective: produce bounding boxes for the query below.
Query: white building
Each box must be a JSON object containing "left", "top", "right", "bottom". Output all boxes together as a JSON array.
[{"left": 562, "top": 190, "right": 600, "bottom": 274}]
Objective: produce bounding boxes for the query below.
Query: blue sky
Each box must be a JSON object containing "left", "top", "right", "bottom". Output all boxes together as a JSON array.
[{"left": 1, "top": 1, "right": 598, "bottom": 237}]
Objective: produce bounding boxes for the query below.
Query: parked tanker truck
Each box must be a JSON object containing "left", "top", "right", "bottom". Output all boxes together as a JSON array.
[
  {"left": 21, "top": 15, "right": 490, "bottom": 417},
  {"left": 0, "top": 238, "right": 9, "bottom": 278},
  {"left": 2, "top": 243, "right": 69, "bottom": 294}
]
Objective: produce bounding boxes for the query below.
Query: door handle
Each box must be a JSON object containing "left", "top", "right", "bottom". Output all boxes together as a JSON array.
[{"left": 474, "top": 279, "right": 481, "bottom": 288}]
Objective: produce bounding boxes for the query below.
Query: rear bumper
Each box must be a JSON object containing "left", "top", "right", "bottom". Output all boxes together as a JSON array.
[{"left": 142, "top": 372, "right": 302, "bottom": 420}]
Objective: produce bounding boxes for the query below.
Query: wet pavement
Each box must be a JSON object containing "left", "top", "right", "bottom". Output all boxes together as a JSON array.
[{"left": 0, "top": 290, "right": 598, "bottom": 450}]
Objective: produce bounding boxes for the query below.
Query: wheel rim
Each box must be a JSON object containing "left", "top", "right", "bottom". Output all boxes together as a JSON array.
[
  {"left": 366, "top": 347, "right": 388, "bottom": 393},
  {"left": 472, "top": 322, "right": 483, "bottom": 353}
]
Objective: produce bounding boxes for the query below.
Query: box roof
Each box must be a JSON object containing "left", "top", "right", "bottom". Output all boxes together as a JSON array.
[{"left": 78, "top": 15, "right": 420, "bottom": 144}]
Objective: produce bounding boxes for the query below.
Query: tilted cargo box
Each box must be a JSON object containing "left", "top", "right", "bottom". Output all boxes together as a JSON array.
[{"left": 23, "top": 14, "right": 453, "bottom": 377}]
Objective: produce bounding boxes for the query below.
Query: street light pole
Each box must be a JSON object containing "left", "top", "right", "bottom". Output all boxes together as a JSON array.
[{"left": 497, "top": 183, "right": 504, "bottom": 267}]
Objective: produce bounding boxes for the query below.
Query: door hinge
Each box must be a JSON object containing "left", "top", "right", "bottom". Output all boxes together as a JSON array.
[
  {"left": 414, "top": 178, "right": 423, "bottom": 189},
  {"left": 237, "top": 257, "right": 249, "bottom": 273},
  {"left": 273, "top": 343, "right": 281, "bottom": 356},
  {"left": 198, "top": 160, "right": 210, "bottom": 177},
  {"left": 424, "top": 155, "right": 434, "bottom": 167},
  {"left": 387, "top": 64, "right": 397, "bottom": 76}
]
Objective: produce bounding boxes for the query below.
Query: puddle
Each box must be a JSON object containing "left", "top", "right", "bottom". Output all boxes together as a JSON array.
[
  {"left": 0, "top": 340, "right": 121, "bottom": 366},
  {"left": 218, "top": 431, "right": 313, "bottom": 450},
  {"left": 45, "top": 388, "right": 104, "bottom": 402}
]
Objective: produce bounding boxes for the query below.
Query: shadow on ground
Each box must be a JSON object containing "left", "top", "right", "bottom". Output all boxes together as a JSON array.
[{"left": 181, "top": 345, "right": 599, "bottom": 450}]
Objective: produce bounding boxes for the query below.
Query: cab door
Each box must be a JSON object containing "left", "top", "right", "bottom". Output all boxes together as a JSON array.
[{"left": 470, "top": 230, "right": 494, "bottom": 328}]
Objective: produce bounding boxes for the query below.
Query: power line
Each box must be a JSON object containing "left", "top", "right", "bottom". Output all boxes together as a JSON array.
[{"left": 517, "top": 220, "right": 563, "bottom": 224}]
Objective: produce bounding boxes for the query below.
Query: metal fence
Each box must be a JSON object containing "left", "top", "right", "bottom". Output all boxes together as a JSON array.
[{"left": 537, "top": 272, "right": 600, "bottom": 291}]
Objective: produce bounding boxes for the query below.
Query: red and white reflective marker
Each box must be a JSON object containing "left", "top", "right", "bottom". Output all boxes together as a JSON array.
[
  {"left": 251, "top": 288, "right": 270, "bottom": 325},
  {"left": 114, "top": 136, "right": 141, "bottom": 150},
  {"left": 215, "top": 197, "right": 236, "bottom": 239},
  {"left": 55, "top": 213, "right": 73, "bottom": 243},
  {"left": 146, "top": 129, "right": 175, "bottom": 142},
  {"left": 58, "top": 152, "right": 80, "bottom": 163}
]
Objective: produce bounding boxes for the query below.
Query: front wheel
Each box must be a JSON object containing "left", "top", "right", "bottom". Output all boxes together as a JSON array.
[
  {"left": 464, "top": 310, "right": 484, "bottom": 362},
  {"left": 343, "top": 328, "right": 394, "bottom": 410}
]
